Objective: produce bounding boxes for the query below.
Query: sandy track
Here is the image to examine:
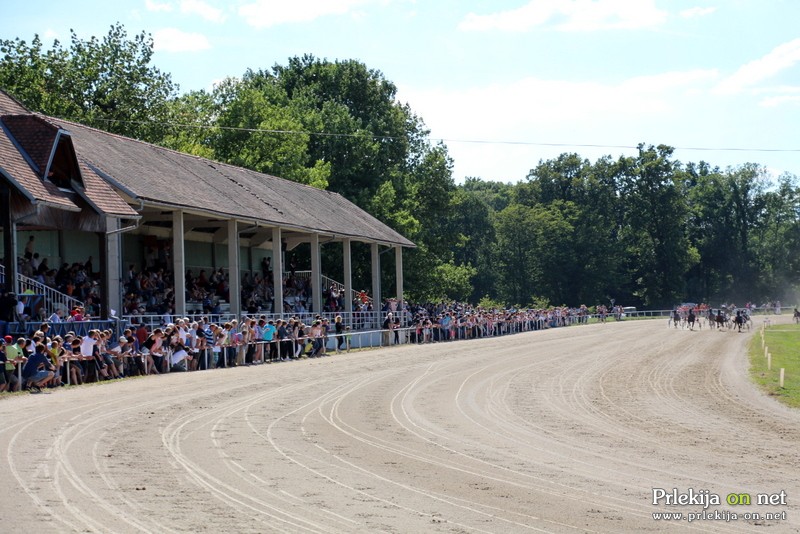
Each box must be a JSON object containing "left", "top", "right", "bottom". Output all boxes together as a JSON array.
[{"left": 1, "top": 317, "right": 798, "bottom": 533}]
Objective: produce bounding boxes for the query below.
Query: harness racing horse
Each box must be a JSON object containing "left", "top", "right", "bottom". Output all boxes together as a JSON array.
[
  {"left": 671, "top": 310, "right": 682, "bottom": 329},
  {"left": 734, "top": 311, "right": 745, "bottom": 332},
  {"left": 715, "top": 311, "right": 728, "bottom": 330}
]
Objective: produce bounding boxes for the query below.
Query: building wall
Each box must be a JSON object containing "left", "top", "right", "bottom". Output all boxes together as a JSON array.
[
  {"left": 8, "top": 229, "right": 99, "bottom": 270},
  {"left": 121, "top": 233, "right": 273, "bottom": 278}
]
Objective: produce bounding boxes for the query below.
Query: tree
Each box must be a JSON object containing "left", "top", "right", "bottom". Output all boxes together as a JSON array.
[
  {"left": 0, "top": 23, "right": 178, "bottom": 142},
  {"left": 212, "top": 80, "right": 330, "bottom": 188},
  {"left": 616, "top": 144, "right": 698, "bottom": 307},
  {"left": 521, "top": 154, "right": 626, "bottom": 306},
  {"left": 744, "top": 171, "right": 799, "bottom": 300},
  {"left": 161, "top": 89, "right": 218, "bottom": 159},
  {"left": 494, "top": 203, "right": 537, "bottom": 305},
  {"left": 242, "top": 55, "right": 464, "bottom": 301},
  {"left": 449, "top": 186, "right": 497, "bottom": 301}
]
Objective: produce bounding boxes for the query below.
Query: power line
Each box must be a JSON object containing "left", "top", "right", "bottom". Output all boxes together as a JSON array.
[{"left": 88, "top": 117, "right": 800, "bottom": 154}]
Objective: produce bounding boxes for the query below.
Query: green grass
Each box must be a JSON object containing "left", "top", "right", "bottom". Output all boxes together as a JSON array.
[{"left": 749, "top": 323, "right": 800, "bottom": 408}]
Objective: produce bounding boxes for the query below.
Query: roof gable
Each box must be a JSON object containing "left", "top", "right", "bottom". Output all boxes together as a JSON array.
[
  {"left": 0, "top": 89, "right": 136, "bottom": 218},
  {"left": 1, "top": 114, "right": 57, "bottom": 175}
]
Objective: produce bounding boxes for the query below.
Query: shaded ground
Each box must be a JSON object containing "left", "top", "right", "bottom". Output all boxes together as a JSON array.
[{"left": 1, "top": 316, "right": 798, "bottom": 533}]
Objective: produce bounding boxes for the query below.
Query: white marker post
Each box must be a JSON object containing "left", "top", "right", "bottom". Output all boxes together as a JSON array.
[
  {"left": 780, "top": 368, "right": 785, "bottom": 388},
  {"left": 768, "top": 353, "right": 772, "bottom": 371}
]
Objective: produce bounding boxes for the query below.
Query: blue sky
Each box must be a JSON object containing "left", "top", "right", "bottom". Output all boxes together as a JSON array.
[{"left": 2, "top": 0, "right": 799, "bottom": 183}]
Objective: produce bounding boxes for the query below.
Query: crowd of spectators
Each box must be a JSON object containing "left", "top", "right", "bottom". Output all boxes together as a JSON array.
[
  {"left": 387, "top": 300, "right": 599, "bottom": 344},
  {"left": 3, "top": 235, "right": 102, "bottom": 321},
  {"left": 0, "top": 297, "right": 618, "bottom": 395},
  {"left": 8, "top": 235, "right": 378, "bottom": 322},
  {"left": 121, "top": 260, "right": 375, "bottom": 319},
  {"left": 0, "top": 312, "right": 357, "bottom": 394}
]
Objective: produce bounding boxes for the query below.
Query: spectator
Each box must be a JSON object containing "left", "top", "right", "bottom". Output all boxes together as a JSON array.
[
  {"left": 140, "top": 328, "right": 165, "bottom": 374},
  {"left": 0, "top": 338, "right": 8, "bottom": 392},
  {"left": 262, "top": 320, "right": 277, "bottom": 362},
  {"left": 382, "top": 313, "right": 393, "bottom": 346},
  {"left": 22, "top": 342, "right": 54, "bottom": 392},
  {"left": 334, "top": 315, "right": 345, "bottom": 353},
  {"left": 0, "top": 290, "right": 17, "bottom": 321},
  {"left": 24, "top": 235, "right": 35, "bottom": 260},
  {"left": 81, "top": 329, "right": 109, "bottom": 381},
  {"left": 4, "top": 335, "right": 21, "bottom": 392}
]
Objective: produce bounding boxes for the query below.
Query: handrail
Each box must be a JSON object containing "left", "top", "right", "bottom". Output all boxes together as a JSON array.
[
  {"left": 290, "top": 270, "right": 371, "bottom": 305},
  {"left": 0, "top": 264, "right": 84, "bottom": 316}
]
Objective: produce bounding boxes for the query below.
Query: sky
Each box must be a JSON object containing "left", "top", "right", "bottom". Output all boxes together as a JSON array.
[{"left": 2, "top": 0, "right": 799, "bottom": 183}]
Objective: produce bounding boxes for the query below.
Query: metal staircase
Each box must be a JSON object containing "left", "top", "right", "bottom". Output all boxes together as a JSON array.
[{"left": 0, "top": 264, "right": 84, "bottom": 316}]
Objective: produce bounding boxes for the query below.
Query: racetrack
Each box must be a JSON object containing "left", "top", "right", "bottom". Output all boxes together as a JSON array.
[{"left": 1, "top": 316, "right": 798, "bottom": 533}]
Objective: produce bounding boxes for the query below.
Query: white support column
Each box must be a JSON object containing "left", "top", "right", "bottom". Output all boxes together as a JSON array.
[
  {"left": 172, "top": 210, "right": 186, "bottom": 317},
  {"left": 272, "top": 227, "right": 283, "bottom": 314},
  {"left": 395, "top": 245, "right": 403, "bottom": 316},
  {"left": 343, "top": 238, "right": 353, "bottom": 313},
  {"left": 371, "top": 243, "right": 381, "bottom": 310},
  {"left": 1, "top": 185, "right": 18, "bottom": 293},
  {"left": 105, "top": 218, "right": 122, "bottom": 318},
  {"left": 227, "top": 219, "right": 241, "bottom": 317},
  {"left": 310, "top": 234, "right": 322, "bottom": 314}
]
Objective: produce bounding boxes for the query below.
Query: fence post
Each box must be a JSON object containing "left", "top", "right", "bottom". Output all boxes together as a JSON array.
[{"left": 779, "top": 368, "right": 785, "bottom": 388}]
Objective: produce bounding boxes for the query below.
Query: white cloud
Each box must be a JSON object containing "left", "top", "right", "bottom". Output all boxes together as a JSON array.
[
  {"left": 679, "top": 6, "right": 716, "bottom": 19},
  {"left": 400, "top": 69, "right": 717, "bottom": 139},
  {"left": 398, "top": 68, "right": 720, "bottom": 180},
  {"left": 180, "top": 0, "right": 226, "bottom": 23},
  {"left": 153, "top": 28, "right": 212, "bottom": 52},
  {"left": 239, "top": 0, "right": 371, "bottom": 28},
  {"left": 458, "top": 0, "right": 668, "bottom": 33},
  {"left": 145, "top": 0, "right": 173, "bottom": 12},
  {"left": 714, "top": 38, "right": 800, "bottom": 95},
  {"left": 759, "top": 95, "right": 800, "bottom": 108},
  {"left": 43, "top": 29, "right": 59, "bottom": 41},
  {"left": 145, "top": 0, "right": 225, "bottom": 22}
]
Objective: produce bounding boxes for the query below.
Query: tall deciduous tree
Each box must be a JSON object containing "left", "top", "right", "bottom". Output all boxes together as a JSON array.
[
  {"left": 0, "top": 23, "right": 178, "bottom": 142},
  {"left": 237, "top": 56, "right": 464, "bottom": 301},
  {"left": 617, "top": 144, "right": 698, "bottom": 307}
]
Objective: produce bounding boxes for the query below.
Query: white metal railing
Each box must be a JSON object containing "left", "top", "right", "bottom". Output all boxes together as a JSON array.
[
  {"left": 184, "top": 267, "right": 371, "bottom": 306},
  {"left": 0, "top": 264, "right": 84, "bottom": 316},
  {"left": 122, "top": 310, "right": 386, "bottom": 331},
  {"left": 290, "top": 270, "right": 370, "bottom": 306}
]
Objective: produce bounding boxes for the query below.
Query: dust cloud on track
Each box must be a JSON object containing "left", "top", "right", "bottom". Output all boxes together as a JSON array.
[{"left": 2, "top": 316, "right": 798, "bottom": 533}]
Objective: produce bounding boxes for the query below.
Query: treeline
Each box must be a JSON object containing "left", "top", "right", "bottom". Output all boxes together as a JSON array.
[{"left": 1, "top": 24, "right": 798, "bottom": 309}]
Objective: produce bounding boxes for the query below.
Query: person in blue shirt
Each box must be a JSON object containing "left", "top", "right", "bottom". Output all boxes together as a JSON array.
[
  {"left": 262, "top": 320, "right": 277, "bottom": 362},
  {"left": 22, "top": 342, "right": 55, "bottom": 393}
]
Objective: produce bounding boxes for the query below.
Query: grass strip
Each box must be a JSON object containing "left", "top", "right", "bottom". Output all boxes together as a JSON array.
[{"left": 749, "top": 322, "right": 800, "bottom": 408}]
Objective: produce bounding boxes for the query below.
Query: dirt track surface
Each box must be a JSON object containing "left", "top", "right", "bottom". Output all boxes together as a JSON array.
[{"left": 2, "top": 317, "right": 799, "bottom": 533}]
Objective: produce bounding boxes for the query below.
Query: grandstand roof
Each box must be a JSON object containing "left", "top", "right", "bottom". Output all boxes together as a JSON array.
[{"left": 0, "top": 89, "right": 414, "bottom": 247}]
